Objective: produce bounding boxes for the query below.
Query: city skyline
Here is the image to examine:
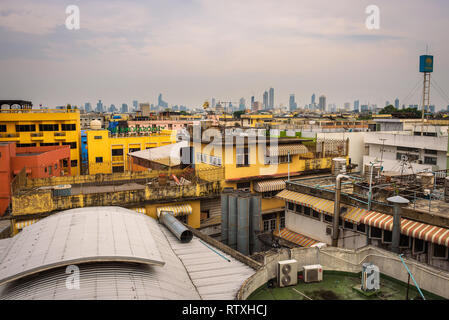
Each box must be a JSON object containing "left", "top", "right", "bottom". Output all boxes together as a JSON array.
[{"left": 1, "top": 1, "right": 449, "bottom": 110}]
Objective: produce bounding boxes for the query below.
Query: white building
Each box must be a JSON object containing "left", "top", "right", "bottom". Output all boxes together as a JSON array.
[{"left": 363, "top": 125, "right": 448, "bottom": 174}]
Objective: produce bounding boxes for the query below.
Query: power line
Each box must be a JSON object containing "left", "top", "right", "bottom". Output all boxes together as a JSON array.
[{"left": 401, "top": 78, "right": 422, "bottom": 107}]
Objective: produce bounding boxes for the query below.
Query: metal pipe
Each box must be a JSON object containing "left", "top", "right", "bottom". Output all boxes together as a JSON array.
[
  {"left": 159, "top": 211, "right": 193, "bottom": 243},
  {"left": 332, "top": 174, "right": 351, "bottom": 247}
]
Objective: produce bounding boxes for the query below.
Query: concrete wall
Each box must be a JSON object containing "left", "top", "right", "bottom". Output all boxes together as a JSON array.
[
  {"left": 238, "top": 245, "right": 449, "bottom": 300},
  {"left": 316, "top": 132, "right": 366, "bottom": 169}
]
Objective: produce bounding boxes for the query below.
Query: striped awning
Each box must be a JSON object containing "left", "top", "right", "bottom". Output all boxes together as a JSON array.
[
  {"left": 156, "top": 204, "right": 193, "bottom": 218},
  {"left": 133, "top": 207, "right": 146, "bottom": 214},
  {"left": 253, "top": 179, "right": 286, "bottom": 192},
  {"left": 266, "top": 144, "right": 309, "bottom": 156},
  {"left": 276, "top": 189, "right": 368, "bottom": 223},
  {"left": 360, "top": 211, "right": 449, "bottom": 247},
  {"left": 15, "top": 219, "right": 39, "bottom": 230},
  {"left": 278, "top": 228, "right": 320, "bottom": 247}
]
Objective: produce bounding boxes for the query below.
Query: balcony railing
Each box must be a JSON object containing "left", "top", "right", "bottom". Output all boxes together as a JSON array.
[{"left": 0, "top": 133, "right": 20, "bottom": 138}]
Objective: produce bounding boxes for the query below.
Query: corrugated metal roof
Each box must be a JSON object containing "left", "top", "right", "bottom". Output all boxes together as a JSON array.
[
  {"left": 128, "top": 141, "right": 188, "bottom": 166},
  {"left": 0, "top": 206, "right": 254, "bottom": 300},
  {"left": 0, "top": 207, "right": 165, "bottom": 286},
  {"left": 266, "top": 144, "right": 309, "bottom": 156},
  {"left": 161, "top": 228, "right": 255, "bottom": 300}
]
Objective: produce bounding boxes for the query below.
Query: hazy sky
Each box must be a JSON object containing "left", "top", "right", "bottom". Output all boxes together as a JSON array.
[{"left": 1, "top": 0, "right": 449, "bottom": 110}]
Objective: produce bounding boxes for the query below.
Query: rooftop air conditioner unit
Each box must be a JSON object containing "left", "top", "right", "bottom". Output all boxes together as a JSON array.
[
  {"left": 277, "top": 259, "right": 298, "bottom": 288},
  {"left": 303, "top": 264, "right": 323, "bottom": 283},
  {"left": 326, "top": 226, "right": 333, "bottom": 236}
]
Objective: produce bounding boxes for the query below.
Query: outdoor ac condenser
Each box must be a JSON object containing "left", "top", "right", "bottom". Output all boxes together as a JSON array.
[{"left": 277, "top": 259, "right": 298, "bottom": 287}]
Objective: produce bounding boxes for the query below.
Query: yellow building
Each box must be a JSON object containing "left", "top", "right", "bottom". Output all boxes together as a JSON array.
[
  {"left": 240, "top": 114, "right": 274, "bottom": 127},
  {"left": 0, "top": 108, "right": 81, "bottom": 175},
  {"left": 193, "top": 129, "right": 348, "bottom": 233},
  {"left": 86, "top": 129, "right": 177, "bottom": 174}
]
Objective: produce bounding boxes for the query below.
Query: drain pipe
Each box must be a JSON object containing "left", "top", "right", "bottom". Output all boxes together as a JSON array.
[{"left": 332, "top": 174, "right": 351, "bottom": 247}]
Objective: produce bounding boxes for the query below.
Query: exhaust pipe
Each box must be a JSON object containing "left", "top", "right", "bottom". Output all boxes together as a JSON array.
[
  {"left": 159, "top": 211, "right": 193, "bottom": 243},
  {"left": 332, "top": 174, "right": 351, "bottom": 247}
]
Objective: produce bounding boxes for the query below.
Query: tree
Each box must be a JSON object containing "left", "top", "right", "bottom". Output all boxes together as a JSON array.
[
  {"left": 379, "top": 105, "right": 396, "bottom": 114},
  {"left": 233, "top": 110, "right": 245, "bottom": 119}
]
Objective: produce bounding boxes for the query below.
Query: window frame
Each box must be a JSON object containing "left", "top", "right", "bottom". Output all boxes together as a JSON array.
[
  {"left": 432, "top": 243, "right": 448, "bottom": 259},
  {"left": 370, "top": 226, "right": 382, "bottom": 239}
]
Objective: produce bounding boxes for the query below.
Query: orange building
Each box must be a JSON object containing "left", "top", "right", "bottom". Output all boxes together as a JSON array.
[{"left": 0, "top": 142, "right": 71, "bottom": 216}]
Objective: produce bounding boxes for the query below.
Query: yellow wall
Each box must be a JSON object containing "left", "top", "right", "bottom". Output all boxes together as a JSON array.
[
  {"left": 141, "top": 200, "right": 201, "bottom": 228},
  {"left": 86, "top": 129, "right": 176, "bottom": 174},
  {"left": 0, "top": 109, "right": 81, "bottom": 175}
]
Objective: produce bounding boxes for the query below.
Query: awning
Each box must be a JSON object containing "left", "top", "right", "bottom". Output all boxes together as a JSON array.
[
  {"left": 156, "top": 204, "right": 192, "bottom": 218},
  {"left": 15, "top": 219, "right": 39, "bottom": 230},
  {"left": 266, "top": 144, "right": 309, "bottom": 156},
  {"left": 360, "top": 211, "right": 449, "bottom": 247},
  {"left": 276, "top": 190, "right": 368, "bottom": 223},
  {"left": 278, "top": 228, "right": 320, "bottom": 247},
  {"left": 133, "top": 207, "right": 146, "bottom": 214},
  {"left": 253, "top": 179, "right": 286, "bottom": 192}
]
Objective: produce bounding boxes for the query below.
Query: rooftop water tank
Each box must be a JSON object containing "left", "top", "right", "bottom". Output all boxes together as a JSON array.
[{"left": 332, "top": 157, "right": 347, "bottom": 176}]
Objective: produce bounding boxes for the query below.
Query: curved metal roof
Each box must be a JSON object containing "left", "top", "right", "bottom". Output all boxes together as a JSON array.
[{"left": 0, "top": 207, "right": 165, "bottom": 286}]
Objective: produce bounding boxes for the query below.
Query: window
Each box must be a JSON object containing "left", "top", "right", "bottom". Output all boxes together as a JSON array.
[
  {"left": 16, "top": 143, "right": 36, "bottom": 148},
  {"left": 54, "top": 164, "right": 57, "bottom": 169},
  {"left": 16, "top": 124, "right": 36, "bottom": 132},
  {"left": 312, "top": 210, "right": 320, "bottom": 220},
  {"left": 61, "top": 123, "right": 76, "bottom": 131},
  {"left": 48, "top": 166, "right": 52, "bottom": 175},
  {"left": 324, "top": 214, "right": 333, "bottom": 223},
  {"left": 344, "top": 221, "right": 354, "bottom": 230},
  {"left": 425, "top": 149, "right": 438, "bottom": 155},
  {"left": 236, "top": 182, "right": 250, "bottom": 190},
  {"left": 280, "top": 212, "right": 285, "bottom": 229},
  {"left": 200, "top": 210, "right": 210, "bottom": 222},
  {"left": 263, "top": 214, "right": 277, "bottom": 232},
  {"left": 96, "top": 157, "right": 103, "bottom": 163},
  {"left": 39, "top": 124, "right": 59, "bottom": 131},
  {"left": 262, "top": 190, "right": 278, "bottom": 198},
  {"left": 370, "top": 226, "right": 382, "bottom": 239},
  {"left": 303, "top": 207, "right": 311, "bottom": 216},
  {"left": 40, "top": 142, "right": 59, "bottom": 146},
  {"left": 94, "top": 136, "right": 102, "bottom": 140},
  {"left": 0, "top": 125, "right": 6, "bottom": 132},
  {"left": 423, "top": 132, "right": 437, "bottom": 137},
  {"left": 400, "top": 235, "right": 411, "bottom": 248},
  {"left": 382, "top": 230, "right": 392, "bottom": 243},
  {"left": 288, "top": 202, "right": 295, "bottom": 211},
  {"left": 397, "top": 146, "right": 419, "bottom": 153},
  {"left": 112, "top": 165, "right": 124, "bottom": 173},
  {"left": 295, "top": 204, "right": 302, "bottom": 214},
  {"left": 71, "top": 160, "right": 78, "bottom": 167},
  {"left": 62, "top": 159, "right": 68, "bottom": 167},
  {"left": 62, "top": 142, "right": 77, "bottom": 149},
  {"left": 433, "top": 244, "right": 448, "bottom": 259},
  {"left": 413, "top": 238, "right": 426, "bottom": 254},
  {"left": 424, "top": 157, "right": 437, "bottom": 165},
  {"left": 278, "top": 155, "right": 292, "bottom": 164},
  {"left": 112, "top": 148, "right": 124, "bottom": 156},
  {"left": 357, "top": 223, "right": 366, "bottom": 233},
  {"left": 129, "top": 148, "right": 140, "bottom": 153},
  {"left": 236, "top": 146, "right": 249, "bottom": 167}
]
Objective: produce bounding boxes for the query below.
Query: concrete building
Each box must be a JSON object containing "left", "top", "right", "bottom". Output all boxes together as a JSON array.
[
  {"left": 0, "top": 107, "right": 81, "bottom": 175},
  {"left": 0, "top": 142, "right": 71, "bottom": 216},
  {"left": 85, "top": 128, "right": 176, "bottom": 174},
  {"left": 363, "top": 126, "right": 448, "bottom": 174}
]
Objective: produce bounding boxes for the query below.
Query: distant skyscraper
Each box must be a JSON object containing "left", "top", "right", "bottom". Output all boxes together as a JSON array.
[
  {"left": 84, "top": 102, "right": 91, "bottom": 112},
  {"left": 109, "top": 104, "right": 117, "bottom": 113},
  {"left": 268, "top": 87, "right": 274, "bottom": 109},
  {"left": 132, "top": 100, "right": 138, "bottom": 111},
  {"left": 211, "top": 98, "right": 216, "bottom": 109},
  {"left": 318, "top": 95, "right": 326, "bottom": 111},
  {"left": 121, "top": 103, "right": 128, "bottom": 113},
  {"left": 158, "top": 94, "right": 168, "bottom": 109},
  {"left": 344, "top": 102, "right": 350, "bottom": 111},
  {"left": 96, "top": 100, "right": 103, "bottom": 112},
  {"left": 289, "top": 94, "right": 297, "bottom": 112},
  {"left": 354, "top": 100, "right": 360, "bottom": 113},
  {"left": 239, "top": 98, "right": 246, "bottom": 111},
  {"left": 251, "top": 96, "right": 255, "bottom": 108},
  {"left": 263, "top": 91, "right": 268, "bottom": 110},
  {"left": 311, "top": 94, "right": 316, "bottom": 105},
  {"left": 394, "top": 98, "right": 399, "bottom": 109}
]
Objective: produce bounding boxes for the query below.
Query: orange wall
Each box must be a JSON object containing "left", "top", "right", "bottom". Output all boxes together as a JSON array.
[{"left": 0, "top": 142, "right": 15, "bottom": 216}]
